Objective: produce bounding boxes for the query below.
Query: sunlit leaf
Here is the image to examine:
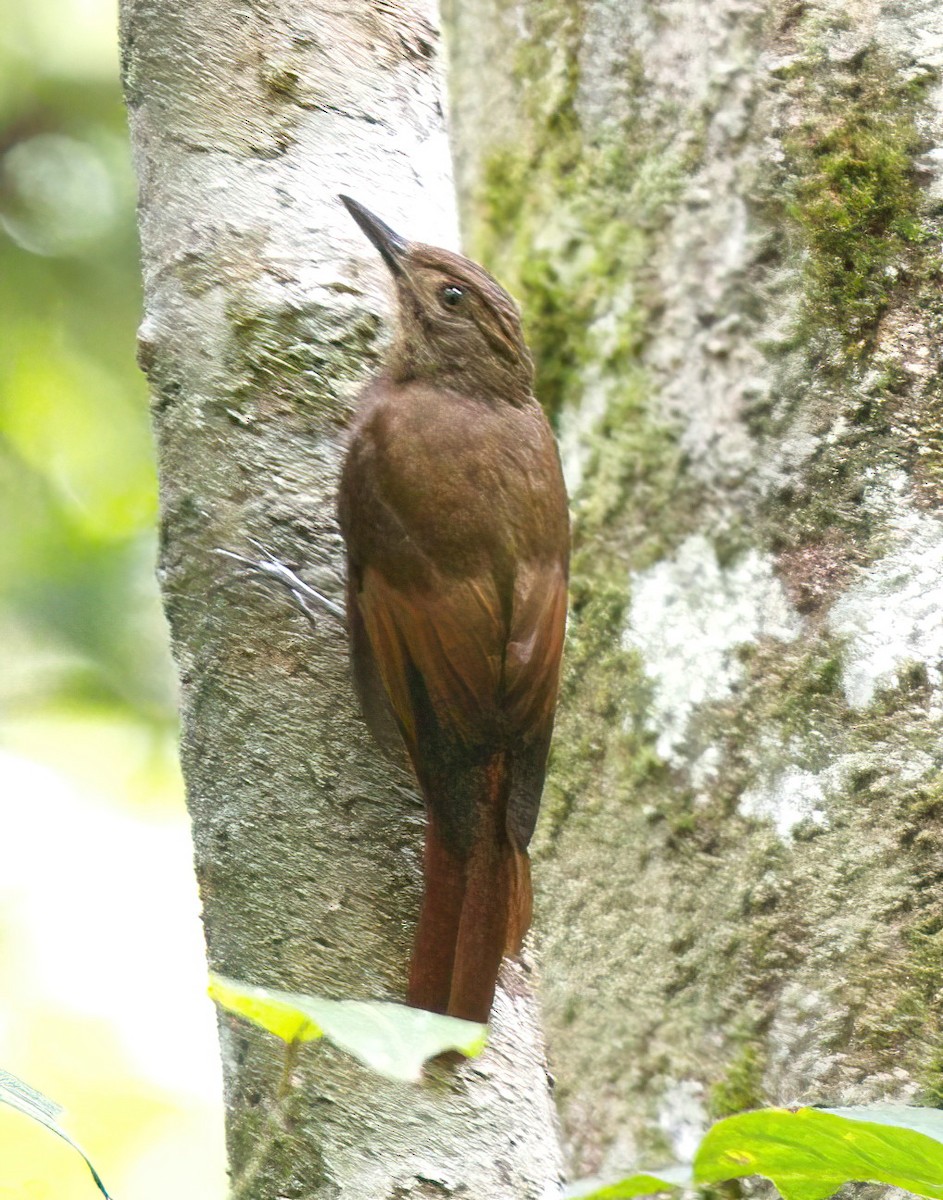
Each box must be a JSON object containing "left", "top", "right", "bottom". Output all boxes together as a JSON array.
[
  {"left": 696, "top": 1105, "right": 943, "bottom": 1200},
  {"left": 295, "top": 994, "right": 488, "bottom": 1082},
  {"left": 209, "top": 974, "right": 487, "bottom": 1082},
  {"left": 209, "top": 975, "right": 324, "bottom": 1043},
  {"left": 0, "top": 1068, "right": 111, "bottom": 1198},
  {"left": 567, "top": 1105, "right": 943, "bottom": 1200}
]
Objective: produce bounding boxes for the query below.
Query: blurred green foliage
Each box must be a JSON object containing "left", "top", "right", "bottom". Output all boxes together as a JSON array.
[
  {"left": 0, "top": 0, "right": 173, "bottom": 732},
  {"left": 0, "top": 7, "right": 226, "bottom": 1199}
]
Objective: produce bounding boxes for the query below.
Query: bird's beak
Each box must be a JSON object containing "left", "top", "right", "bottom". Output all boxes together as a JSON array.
[{"left": 339, "top": 195, "right": 408, "bottom": 277}]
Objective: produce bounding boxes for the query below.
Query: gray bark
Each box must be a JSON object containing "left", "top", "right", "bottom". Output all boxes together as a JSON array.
[
  {"left": 119, "top": 0, "right": 563, "bottom": 1195},
  {"left": 446, "top": 0, "right": 943, "bottom": 1180}
]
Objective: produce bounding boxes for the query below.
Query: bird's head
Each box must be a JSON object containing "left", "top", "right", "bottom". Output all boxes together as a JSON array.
[{"left": 340, "top": 195, "right": 534, "bottom": 403}]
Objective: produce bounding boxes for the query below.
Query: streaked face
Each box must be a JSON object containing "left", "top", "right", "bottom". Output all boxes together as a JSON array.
[
  {"left": 396, "top": 245, "right": 532, "bottom": 380},
  {"left": 340, "top": 195, "right": 533, "bottom": 399}
]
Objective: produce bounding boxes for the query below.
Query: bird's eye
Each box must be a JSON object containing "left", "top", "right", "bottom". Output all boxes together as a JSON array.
[{"left": 440, "top": 284, "right": 466, "bottom": 309}]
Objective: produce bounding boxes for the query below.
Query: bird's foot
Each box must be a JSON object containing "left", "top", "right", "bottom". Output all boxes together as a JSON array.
[{"left": 214, "top": 538, "right": 345, "bottom": 629}]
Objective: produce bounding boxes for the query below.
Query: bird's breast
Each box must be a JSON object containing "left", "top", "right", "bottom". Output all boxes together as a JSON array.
[{"left": 349, "top": 380, "right": 565, "bottom": 580}]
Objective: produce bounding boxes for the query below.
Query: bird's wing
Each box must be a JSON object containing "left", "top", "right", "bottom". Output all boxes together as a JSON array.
[
  {"left": 354, "top": 558, "right": 567, "bottom": 748},
  {"left": 352, "top": 555, "right": 567, "bottom": 854},
  {"left": 501, "top": 561, "right": 568, "bottom": 848},
  {"left": 354, "top": 564, "right": 506, "bottom": 749},
  {"left": 503, "top": 560, "right": 568, "bottom": 735}
]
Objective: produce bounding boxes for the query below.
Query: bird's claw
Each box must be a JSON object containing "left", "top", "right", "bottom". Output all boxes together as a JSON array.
[{"left": 214, "top": 542, "right": 345, "bottom": 626}]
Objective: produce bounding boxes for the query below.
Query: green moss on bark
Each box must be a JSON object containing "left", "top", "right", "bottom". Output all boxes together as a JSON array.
[
  {"left": 467, "top": 8, "right": 688, "bottom": 430},
  {"left": 709, "top": 1040, "right": 767, "bottom": 1119},
  {"left": 455, "top": 0, "right": 943, "bottom": 1162},
  {"left": 464, "top": 0, "right": 704, "bottom": 864},
  {"left": 222, "top": 291, "right": 381, "bottom": 429},
  {"left": 781, "top": 44, "right": 932, "bottom": 357},
  {"left": 760, "top": 34, "right": 942, "bottom": 598}
]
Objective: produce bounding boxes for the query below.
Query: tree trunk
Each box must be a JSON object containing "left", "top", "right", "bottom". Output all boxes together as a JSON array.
[
  {"left": 445, "top": 0, "right": 943, "bottom": 1179},
  {"left": 119, "top": 0, "right": 563, "bottom": 1194}
]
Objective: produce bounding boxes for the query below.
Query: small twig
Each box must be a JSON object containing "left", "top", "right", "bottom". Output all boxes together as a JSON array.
[
  {"left": 229, "top": 1041, "right": 301, "bottom": 1200},
  {"left": 215, "top": 539, "right": 346, "bottom": 628},
  {"left": 277, "top": 1039, "right": 301, "bottom": 1102},
  {"left": 228, "top": 1099, "right": 289, "bottom": 1200}
]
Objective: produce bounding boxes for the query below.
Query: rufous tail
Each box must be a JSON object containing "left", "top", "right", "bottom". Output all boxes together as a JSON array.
[{"left": 407, "top": 757, "right": 533, "bottom": 1023}]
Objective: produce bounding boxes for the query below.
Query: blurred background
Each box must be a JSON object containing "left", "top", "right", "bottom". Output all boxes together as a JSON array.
[{"left": 0, "top": 1, "right": 227, "bottom": 1196}]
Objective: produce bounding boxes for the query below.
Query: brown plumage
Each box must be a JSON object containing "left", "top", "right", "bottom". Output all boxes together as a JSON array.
[{"left": 337, "top": 197, "right": 569, "bottom": 1023}]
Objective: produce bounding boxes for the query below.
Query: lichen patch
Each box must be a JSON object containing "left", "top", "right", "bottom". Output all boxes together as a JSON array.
[
  {"left": 623, "top": 535, "right": 802, "bottom": 762},
  {"left": 827, "top": 474, "right": 943, "bottom": 709},
  {"left": 738, "top": 754, "right": 875, "bottom": 841},
  {"left": 657, "top": 1079, "right": 708, "bottom": 1164}
]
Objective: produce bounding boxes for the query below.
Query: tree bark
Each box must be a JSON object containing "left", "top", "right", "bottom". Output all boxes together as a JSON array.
[
  {"left": 446, "top": 0, "right": 943, "bottom": 1179},
  {"left": 119, "top": 0, "right": 563, "bottom": 1195}
]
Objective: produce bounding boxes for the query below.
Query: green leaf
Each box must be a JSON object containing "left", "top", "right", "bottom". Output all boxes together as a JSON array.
[
  {"left": 0, "top": 1068, "right": 111, "bottom": 1198},
  {"left": 567, "top": 1105, "right": 943, "bottom": 1200},
  {"left": 209, "top": 974, "right": 488, "bottom": 1083},
  {"left": 563, "top": 1164, "right": 693, "bottom": 1199},
  {"left": 696, "top": 1105, "right": 943, "bottom": 1200},
  {"left": 209, "top": 975, "right": 325, "bottom": 1044}
]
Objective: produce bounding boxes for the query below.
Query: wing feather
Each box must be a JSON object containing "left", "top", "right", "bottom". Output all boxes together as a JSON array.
[
  {"left": 503, "top": 562, "right": 568, "bottom": 733},
  {"left": 356, "top": 565, "right": 504, "bottom": 748},
  {"left": 353, "top": 557, "right": 566, "bottom": 755}
]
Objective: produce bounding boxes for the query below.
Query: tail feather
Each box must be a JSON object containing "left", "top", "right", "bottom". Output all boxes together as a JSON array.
[
  {"left": 406, "top": 819, "right": 465, "bottom": 1015},
  {"left": 406, "top": 755, "right": 534, "bottom": 1024},
  {"left": 446, "top": 834, "right": 512, "bottom": 1022},
  {"left": 504, "top": 845, "right": 532, "bottom": 955}
]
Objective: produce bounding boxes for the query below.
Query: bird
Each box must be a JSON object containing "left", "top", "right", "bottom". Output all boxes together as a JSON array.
[{"left": 337, "top": 195, "right": 569, "bottom": 1023}]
